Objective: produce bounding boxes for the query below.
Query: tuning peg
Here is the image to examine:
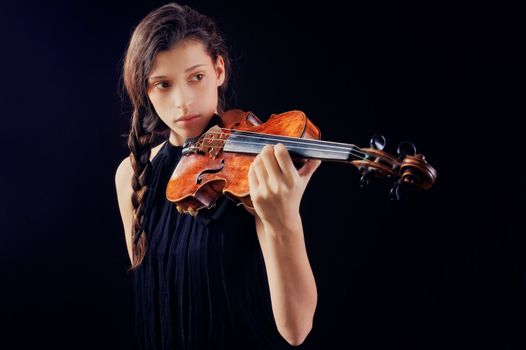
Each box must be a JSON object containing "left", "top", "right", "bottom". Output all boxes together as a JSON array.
[
  {"left": 188, "top": 207, "right": 197, "bottom": 217},
  {"left": 397, "top": 141, "right": 416, "bottom": 158},
  {"left": 360, "top": 169, "right": 375, "bottom": 187},
  {"left": 176, "top": 205, "right": 184, "bottom": 214},
  {"left": 389, "top": 181, "right": 402, "bottom": 200},
  {"left": 370, "top": 134, "right": 386, "bottom": 151}
]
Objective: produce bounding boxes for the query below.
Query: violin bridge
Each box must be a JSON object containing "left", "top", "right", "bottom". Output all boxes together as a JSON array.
[{"left": 201, "top": 125, "right": 228, "bottom": 159}]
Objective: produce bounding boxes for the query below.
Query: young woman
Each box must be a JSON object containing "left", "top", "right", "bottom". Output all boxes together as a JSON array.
[{"left": 115, "top": 3, "right": 321, "bottom": 349}]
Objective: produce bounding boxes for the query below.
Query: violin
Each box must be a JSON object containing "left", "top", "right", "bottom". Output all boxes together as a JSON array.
[{"left": 166, "top": 109, "right": 437, "bottom": 216}]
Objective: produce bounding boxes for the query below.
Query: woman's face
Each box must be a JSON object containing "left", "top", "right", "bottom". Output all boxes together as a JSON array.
[{"left": 147, "top": 40, "right": 225, "bottom": 146}]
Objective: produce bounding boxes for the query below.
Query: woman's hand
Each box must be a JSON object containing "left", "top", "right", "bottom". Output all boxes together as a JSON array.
[{"left": 248, "top": 143, "right": 321, "bottom": 233}]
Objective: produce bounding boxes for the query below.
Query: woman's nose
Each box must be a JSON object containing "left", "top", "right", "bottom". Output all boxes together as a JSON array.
[{"left": 172, "top": 86, "right": 191, "bottom": 110}]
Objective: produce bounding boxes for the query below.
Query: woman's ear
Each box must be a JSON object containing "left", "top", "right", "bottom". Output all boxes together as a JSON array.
[{"left": 215, "top": 55, "right": 226, "bottom": 87}]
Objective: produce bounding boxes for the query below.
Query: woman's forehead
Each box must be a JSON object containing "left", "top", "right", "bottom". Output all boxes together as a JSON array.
[{"left": 149, "top": 40, "right": 211, "bottom": 77}]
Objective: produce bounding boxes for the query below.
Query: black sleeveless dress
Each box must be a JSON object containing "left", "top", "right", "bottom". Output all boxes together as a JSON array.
[{"left": 132, "top": 132, "right": 295, "bottom": 349}]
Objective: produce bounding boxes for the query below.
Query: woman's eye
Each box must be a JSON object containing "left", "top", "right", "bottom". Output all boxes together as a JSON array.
[
  {"left": 192, "top": 73, "right": 204, "bottom": 81},
  {"left": 155, "top": 81, "right": 171, "bottom": 90},
  {"left": 153, "top": 74, "right": 202, "bottom": 90}
]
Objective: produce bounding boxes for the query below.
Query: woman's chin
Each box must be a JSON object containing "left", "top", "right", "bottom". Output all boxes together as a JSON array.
[{"left": 175, "top": 129, "right": 202, "bottom": 142}]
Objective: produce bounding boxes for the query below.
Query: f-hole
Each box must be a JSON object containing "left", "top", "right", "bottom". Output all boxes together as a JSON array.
[{"left": 196, "top": 159, "right": 225, "bottom": 184}]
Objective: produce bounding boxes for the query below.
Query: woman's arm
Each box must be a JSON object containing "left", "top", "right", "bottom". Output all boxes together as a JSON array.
[
  {"left": 255, "top": 212, "right": 317, "bottom": 346},
  {"left": 248, "top": 143, "right": 321, "bottom": 346}
]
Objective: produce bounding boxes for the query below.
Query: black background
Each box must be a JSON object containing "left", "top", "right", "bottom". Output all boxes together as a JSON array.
[{"left": 2, "top": 1, "right": 524, "bottom": 349}]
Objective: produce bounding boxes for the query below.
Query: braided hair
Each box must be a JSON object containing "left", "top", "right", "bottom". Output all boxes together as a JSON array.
[{"left": 121, "top": 2, "right": 231, "bottom": 270}]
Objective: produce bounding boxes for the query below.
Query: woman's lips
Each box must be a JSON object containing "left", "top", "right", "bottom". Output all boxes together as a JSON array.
[{"left": 175, "top": 114, "right": 200, "bottom": 124}]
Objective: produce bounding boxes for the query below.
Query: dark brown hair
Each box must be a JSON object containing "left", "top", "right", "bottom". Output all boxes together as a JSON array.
[{"left": 121, "top": 2, "right": 231, "bottom": 271}]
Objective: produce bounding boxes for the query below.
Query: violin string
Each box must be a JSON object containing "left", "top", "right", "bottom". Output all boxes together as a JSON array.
[
  {"left": 201, "top": 130, "right": 368, "bottom": 156},
  {"left": 203, "top": 131, "right": 365, "bottom": 155},
  {"left": 200, "top": 133, "right": 361, "bottom": 153},
  {"left": 200, "top": 136, "right": 368, "bottom": 161},
  {"left": 197, "top": 130, "right": 370, "bottom": 160},
  {"left": 199, "top": 134, "right": 369, "bottom": 161},
  {"left": 210, "top": 127, "right": 366, "bottom": 150},
  {"left": 224, "top": 139, "right": 367, "bottom": 160}
]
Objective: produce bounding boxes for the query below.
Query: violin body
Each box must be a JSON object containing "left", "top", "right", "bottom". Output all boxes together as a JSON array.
[
  {"left": 166, "top": 108, "right": 437, "bottom": 216},
  {"left": 166, "top": 109, "right": 320, "bottom": 215}
]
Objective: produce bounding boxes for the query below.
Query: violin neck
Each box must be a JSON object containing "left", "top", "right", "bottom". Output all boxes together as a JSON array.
[{"left": 223, "top": 132, "right": 362, "bottom": 163}]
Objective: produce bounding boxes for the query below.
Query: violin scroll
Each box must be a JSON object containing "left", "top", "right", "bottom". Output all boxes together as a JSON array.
[{"left": 353, "top": 134, "right": 437, "bottom": 200}]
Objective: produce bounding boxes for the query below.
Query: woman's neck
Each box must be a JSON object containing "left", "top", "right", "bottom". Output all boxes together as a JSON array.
[{"left": 169, "top": 132, "right": 184, "bottom": 146}]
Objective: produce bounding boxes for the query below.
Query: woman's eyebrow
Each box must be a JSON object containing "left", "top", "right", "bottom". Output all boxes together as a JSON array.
[
  {"left": 149, "top": 64, "right": 207, "bottom": 80},
  {"left": 184, "top": 64, "right": 206, "bottom": 72}
]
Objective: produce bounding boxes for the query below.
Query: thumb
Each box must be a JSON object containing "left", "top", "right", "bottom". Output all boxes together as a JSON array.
[{"left": 298, "top": 159, "right": 322, "bottom": 180}]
